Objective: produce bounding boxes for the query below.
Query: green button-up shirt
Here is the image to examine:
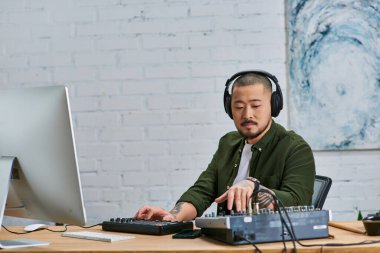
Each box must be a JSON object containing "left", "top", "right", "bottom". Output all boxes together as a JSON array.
[{"left": 177, "top": 121, "right": 315, "bottom": 216}]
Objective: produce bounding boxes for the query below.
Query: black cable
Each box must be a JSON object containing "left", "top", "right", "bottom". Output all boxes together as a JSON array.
[
  {"left": 275, "top": 198, "right": 295, "bottom": 253},
  {"left": 280, "top": 217, "right": 288, "bottom": 253},
  {"left": 78, "top": 223, "right": 102, "bottom": 229},
  {"left": 255, "top": 191, "right": 380, "bottom": 249},
  {"left": 298, "top": 239, "right": 380, "bottom": 247},
  {"left": 46, "top": 224, "right": 69, "bottom": 232},
  {"left": 270, "top": 194, "right": 289, "bottom": 253},
  {"left": 278, "top": 204, "right": 380, "bottom": 248},
  {"left": 253, "top": 190, "right": 288, "bottom": 252},
  {"left": 259, "top": 189, "right": 307, "bottom": 252},
  {"left": 254, "top": 189, "right": 297, "bottom": 253},
  {"left": 235, "top": 233, "right": 263, "bottom": 253},
  {"left": 272, "top": 195, "right": 297, "bottom": 253},
  {"left": 1, "top": 225, "right": 32, "bottom": 235},
  {"left": 1, "top": 223, "right": 102, "bottom": 235}
]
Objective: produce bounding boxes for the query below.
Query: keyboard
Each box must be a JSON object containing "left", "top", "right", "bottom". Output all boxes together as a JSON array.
[{"left": 102, "top": 218, "right": 194, "bottom": 235}]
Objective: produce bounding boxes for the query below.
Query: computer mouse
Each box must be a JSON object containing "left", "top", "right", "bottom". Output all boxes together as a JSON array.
[{"left": 24, "top": 223, "right": 49, "bottom": 232}]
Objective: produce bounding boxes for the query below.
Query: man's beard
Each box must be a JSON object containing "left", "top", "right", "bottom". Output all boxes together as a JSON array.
[
  {"left": 237, "top": 119, "right": 271, "bottom": 140},
  {"left": 237, "top": 128, "right": 262, "bottom": 139}
]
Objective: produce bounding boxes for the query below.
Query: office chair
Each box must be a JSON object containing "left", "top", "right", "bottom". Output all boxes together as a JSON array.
[{"left": 312, "top": 175, "right": 332, "bottom": 209}]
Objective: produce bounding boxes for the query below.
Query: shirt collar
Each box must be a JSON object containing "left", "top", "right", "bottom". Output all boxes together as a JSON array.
[{"left": 249, "top": 120, "right": 278, "bottom": 152}]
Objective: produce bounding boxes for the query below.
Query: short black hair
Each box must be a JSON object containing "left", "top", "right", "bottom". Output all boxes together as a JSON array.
[{"left": 232, "top": 73, "right": 272, "bottom": 94}]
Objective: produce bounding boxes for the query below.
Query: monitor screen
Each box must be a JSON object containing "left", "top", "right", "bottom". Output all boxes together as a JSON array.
[{"left": 0, "top": 86, "right": 87, "bottom": 226}]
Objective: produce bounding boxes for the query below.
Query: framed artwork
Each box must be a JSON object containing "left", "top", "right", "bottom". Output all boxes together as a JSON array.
[{"left": 287, "top": 0, "right": 380, "bottom": 150}]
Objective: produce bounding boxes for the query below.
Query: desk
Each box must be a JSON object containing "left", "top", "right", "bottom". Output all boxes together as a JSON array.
[{"left": 1, "top": 221, "right": 379, "bottom": 253}]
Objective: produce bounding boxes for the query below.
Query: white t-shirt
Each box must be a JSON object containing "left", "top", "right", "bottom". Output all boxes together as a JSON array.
[{"left": 233, "top": 142, "right": 253, "bottom": 185}]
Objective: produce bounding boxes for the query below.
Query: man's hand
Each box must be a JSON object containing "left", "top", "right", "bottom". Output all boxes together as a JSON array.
[
  {"left": 134, "top": 202, "right": 197, "bottom": 221},
  {"left": 134, "top": 205, "right": 176, "bottom": 221},
  {"left": 214, "top": 179, "right": 255, "bottom": 212}
]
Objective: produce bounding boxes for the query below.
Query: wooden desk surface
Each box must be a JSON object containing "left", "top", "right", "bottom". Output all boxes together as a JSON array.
[{"left": 1, "top": 221, "right": 380, "bottom": 253}]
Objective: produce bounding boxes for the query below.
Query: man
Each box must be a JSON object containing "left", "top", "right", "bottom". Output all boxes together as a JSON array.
[{"left": 135, "top": 70, "right": 315, "bottom": 221}]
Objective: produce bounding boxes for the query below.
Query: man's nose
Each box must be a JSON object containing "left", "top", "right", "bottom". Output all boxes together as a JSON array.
[{"left": 243, "top": 107, "right": 253, "bottom": 118}]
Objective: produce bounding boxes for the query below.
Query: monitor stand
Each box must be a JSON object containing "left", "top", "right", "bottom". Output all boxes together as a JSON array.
[{"left": 0, "top": 156, "right": 49, "bottom": 249}]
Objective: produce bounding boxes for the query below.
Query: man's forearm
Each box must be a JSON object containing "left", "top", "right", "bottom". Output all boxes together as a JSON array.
[
  {"left": 169, "top": 202, "right": 197, "bottom": 221},
  {"left": 256, "top": 185, "right": 275, "bottom": 209}
]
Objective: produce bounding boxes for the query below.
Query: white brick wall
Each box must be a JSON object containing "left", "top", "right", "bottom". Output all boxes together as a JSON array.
[{"left": 0, "top": 0, "right": 379, "bottom": 225}]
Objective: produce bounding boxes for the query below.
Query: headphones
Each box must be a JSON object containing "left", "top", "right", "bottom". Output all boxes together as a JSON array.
[{"left": 223, "top": 70, "right": 283, "bottom": 119}]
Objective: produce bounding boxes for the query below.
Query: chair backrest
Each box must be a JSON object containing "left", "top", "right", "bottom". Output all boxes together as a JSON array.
[{"left": 312, "top": 175, "right": 332, "bottom": 209}]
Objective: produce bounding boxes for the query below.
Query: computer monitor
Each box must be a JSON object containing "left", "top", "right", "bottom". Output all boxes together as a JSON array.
[{"left": 0, "top": 86, "right": 87, "bottom": 227}]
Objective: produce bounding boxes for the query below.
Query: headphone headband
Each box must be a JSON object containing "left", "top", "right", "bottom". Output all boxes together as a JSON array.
[
  {"left": 223, "top": 70, "right": 283, "bottom": 118},
  {"left": 225, "top": 70, "right": 279, "bottom": 88}
]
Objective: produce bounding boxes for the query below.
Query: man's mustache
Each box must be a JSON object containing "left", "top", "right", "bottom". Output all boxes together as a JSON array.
[{"left": 241, "top": 120, "right": 257, "bottom": 126}]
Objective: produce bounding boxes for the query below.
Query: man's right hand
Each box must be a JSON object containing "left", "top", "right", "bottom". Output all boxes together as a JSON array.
[
  {"left": 214, "top": 179, "right": 255, "bottom": 212},
  {"left": 134, "top": 205, "right": 176, "bottom": 221}
]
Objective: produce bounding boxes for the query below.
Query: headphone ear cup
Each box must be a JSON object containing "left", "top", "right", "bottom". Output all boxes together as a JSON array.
[
  {"left": 223, "top": 90, "right": 233, "bottom": 119},
  {"left": 271, "top": 91, "right": 281, "bottom": 117}
]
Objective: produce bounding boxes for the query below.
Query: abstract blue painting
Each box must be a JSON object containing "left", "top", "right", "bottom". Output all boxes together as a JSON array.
[{"left": 287, "top": 0, "right": 380, "bottom": 150}]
